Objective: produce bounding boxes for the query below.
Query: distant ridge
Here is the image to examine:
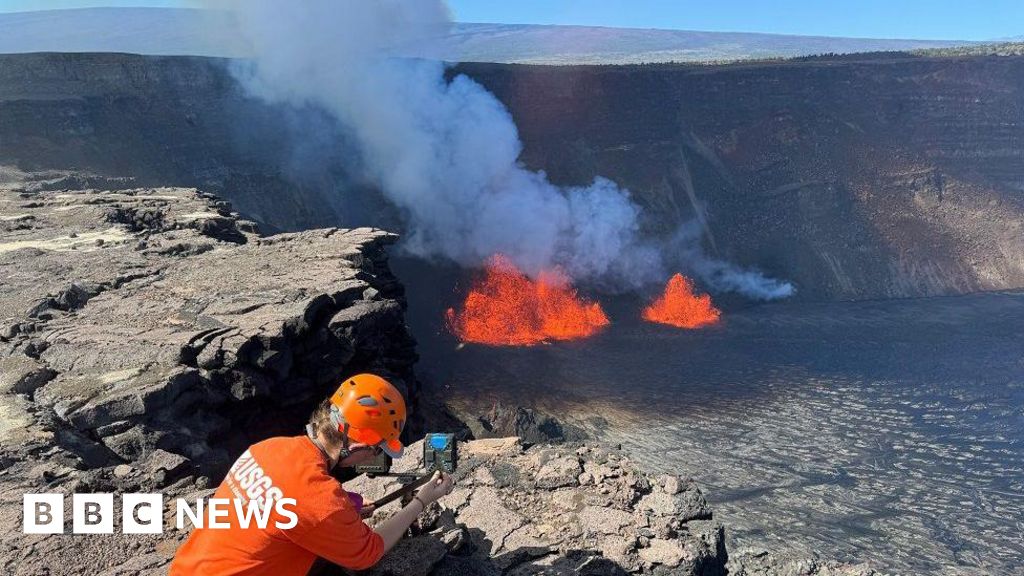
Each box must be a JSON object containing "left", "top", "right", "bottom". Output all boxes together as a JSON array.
[
  {"left": 419, "top": 22, "right": 976, "bottom": 64},
  {"left": 0, "top": 7, "right": 977, "bottom": 64},
  {"left": 0, "top": 8, "right": 248, "bottom": 58}
]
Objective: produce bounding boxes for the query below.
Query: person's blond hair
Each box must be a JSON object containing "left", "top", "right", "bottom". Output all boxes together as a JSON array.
[{"left": 308, "top": 398, "right": 346, "bottom": 447}]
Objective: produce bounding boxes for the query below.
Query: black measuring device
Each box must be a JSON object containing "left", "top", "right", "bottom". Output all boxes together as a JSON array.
[{"left": 356, "top": 433, "right": 458, "bottom": 509}]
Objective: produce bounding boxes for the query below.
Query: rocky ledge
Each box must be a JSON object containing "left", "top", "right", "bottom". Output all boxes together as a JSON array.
[
  {"left": 0, "top": 169, "right": 417, "bottom": 574},
  {"left": 345, "top": 436, "right": 726, "bottom": 576}
]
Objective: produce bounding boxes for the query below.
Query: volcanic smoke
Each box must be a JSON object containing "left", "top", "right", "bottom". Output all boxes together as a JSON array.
[
  {"left": 642, "top": 273, "right": 721, "bottom": 329},
  {"left": 446, "top": 255, "right": 610, "bottom": 346},
  {"left": 216, "top": 0, "right": 795, "bottom": 300}
]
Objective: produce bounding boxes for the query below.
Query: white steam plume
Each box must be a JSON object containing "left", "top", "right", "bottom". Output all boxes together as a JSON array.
[
  {"left": 213, "top": 0, "right": 793, "bottom": 299},
  {"left": 215, "top": 0, "right": 659, "bottom": 287},
  {"left": 671, "top": 222, "right": 795, "bottom": 300}
]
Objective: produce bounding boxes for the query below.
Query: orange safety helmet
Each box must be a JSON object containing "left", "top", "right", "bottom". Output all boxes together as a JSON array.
[{"left": 329, "top": 373, "right": 406, "bottom": 458}]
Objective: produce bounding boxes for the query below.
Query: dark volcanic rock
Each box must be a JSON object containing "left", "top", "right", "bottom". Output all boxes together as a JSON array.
[
  {"left": 336, "top": 437, "right": 729, "bottom": 576},
  {"left": 0, "top": 173, "right": 419, "bottom": 575},
  {"left": 463, "top": 401, "right": 589, "bottom": 445},
  {"left": 727, "top": 549, "right": 878, "bottom": 576},
  {"left": 0, "top": 177, "right": 418, "bottom": 479}
]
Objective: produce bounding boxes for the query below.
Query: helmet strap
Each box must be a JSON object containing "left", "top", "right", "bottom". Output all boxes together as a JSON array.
[
  {"left": 329, "top": 405, "right": 352, "bottom": 459},
  {"left": 339, "top": 425, "right": 351, "bottom": 460}
]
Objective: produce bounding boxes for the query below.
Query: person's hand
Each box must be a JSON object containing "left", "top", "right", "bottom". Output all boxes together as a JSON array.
[
  {"left": 415, "top": 471, "right": 454, "bottom": 506},
  {"left": 359, "top": 503, "right": 376, "bottom": 519}
]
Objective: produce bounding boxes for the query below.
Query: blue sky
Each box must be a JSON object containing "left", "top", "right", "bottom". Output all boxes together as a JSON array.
[{"left": 1, "top": 1, "right": 1021, "bottom": 41}]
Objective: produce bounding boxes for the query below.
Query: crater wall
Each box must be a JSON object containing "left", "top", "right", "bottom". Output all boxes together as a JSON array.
[{"left": 2, "top": 52, "right": 1022, "bottom": 300}]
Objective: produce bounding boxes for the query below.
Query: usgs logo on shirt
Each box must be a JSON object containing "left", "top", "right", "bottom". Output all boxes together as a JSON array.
[{"left": 23, "top": 450, "right": 298, "bottom": 534}]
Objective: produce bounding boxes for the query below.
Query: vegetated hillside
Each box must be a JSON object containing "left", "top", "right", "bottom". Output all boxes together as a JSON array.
[
  {"left": 0, "top": 7, "right": 975, "bottom": 64},
  {"left": 915, "top": 41, "right": 1024, "bottom": 58},
  {"left": 1, "top": 52, "right": 1022, "bottom": 301}
]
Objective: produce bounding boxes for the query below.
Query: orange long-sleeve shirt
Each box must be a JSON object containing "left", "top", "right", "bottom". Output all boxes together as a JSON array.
[{"left": 170, "top": 435, "right": 384, "bottom": 575}]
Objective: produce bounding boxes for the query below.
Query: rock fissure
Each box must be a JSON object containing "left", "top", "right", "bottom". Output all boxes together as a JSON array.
[{"left": 1, "top": 178, "right": 418, "bottom": 492}]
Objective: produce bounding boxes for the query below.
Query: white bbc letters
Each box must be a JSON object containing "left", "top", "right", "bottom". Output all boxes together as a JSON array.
[
  {"left": 23, "top": 494, "right": 64, "bottom": 534},
  {"left": 25, "top": 493, "right": 300, "bottom": 533},
  {"left": 72, "top": 493, "right": 114, "bottom": 534},
  {"left": 207, "top": 498, "right": 231, "bottom": 529},
  {"left": 123, "top": 494, "right": 163, "bottom": 534}
]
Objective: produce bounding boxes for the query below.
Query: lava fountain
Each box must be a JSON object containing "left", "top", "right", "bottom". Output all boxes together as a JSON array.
[
  {"left": 446, "top": 255, "right": 610, "bottom": 346},
  {"left": 643, "top": 273, "right": 721, "bottom": 329}
]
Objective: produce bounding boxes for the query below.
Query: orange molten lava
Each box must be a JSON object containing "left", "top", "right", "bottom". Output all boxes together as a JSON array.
[
  {"left": 642, "top": 273, "right": 721, "bottom": 329},
  {"left": 446, "top": 255, "right": 610, "bottom": 346}
]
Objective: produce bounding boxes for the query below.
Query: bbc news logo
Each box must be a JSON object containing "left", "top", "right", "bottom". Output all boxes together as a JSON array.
[{"left": 23, "top": 494, "right": 298, "bottom": 534}]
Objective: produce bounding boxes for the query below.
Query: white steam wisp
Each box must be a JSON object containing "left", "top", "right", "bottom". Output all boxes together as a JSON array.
[{"left": 214, "top": 0, "right": 793, "bottom": 299}]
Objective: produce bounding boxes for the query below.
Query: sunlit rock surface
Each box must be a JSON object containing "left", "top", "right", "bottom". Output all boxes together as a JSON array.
[{"left": 0, "top": 170, "right": 417, "bottom": 574}]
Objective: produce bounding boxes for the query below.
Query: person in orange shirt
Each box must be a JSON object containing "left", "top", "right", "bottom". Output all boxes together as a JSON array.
[{"left": 170, "top": 373, "right": 454, "bottom": 575}]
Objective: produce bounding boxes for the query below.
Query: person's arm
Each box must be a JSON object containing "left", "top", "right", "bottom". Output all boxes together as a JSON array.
[
  {"left": 374, "top": 471, "right": 453, "bottom": 552},
  {"left": 286, "top": 502, "right": 385, "bottom": 571},
  {"left": 289, "top": 471, "right": 454, "bottom": 569}
]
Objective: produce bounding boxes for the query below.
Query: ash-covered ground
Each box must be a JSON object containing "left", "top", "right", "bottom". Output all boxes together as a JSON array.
[{"left": 416, "top": 291, "right": 1024, "bottom": 575}]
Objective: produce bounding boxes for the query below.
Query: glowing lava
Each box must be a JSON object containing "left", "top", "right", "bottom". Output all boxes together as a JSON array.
[
  {"left": 446, "top": 255, "right": 610, "bottom": 346},
  {"left": 642, "top": 273, "right": 721, "bottom": 329}
]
